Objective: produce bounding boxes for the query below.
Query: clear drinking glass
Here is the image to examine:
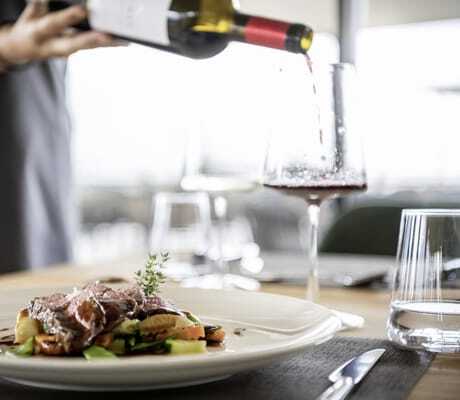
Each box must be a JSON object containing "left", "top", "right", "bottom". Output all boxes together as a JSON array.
[
  {"left": 206, "top": 216, "right": 258, "bottom": 263},
  {"left": 263, "top": 63, "right": 367, "bottom": 301},
  {"left": 150, "top": 191, "right": 211, "bottom": 261},
  {"left": 388, "top": 209, "right": 460, "bottom": 353},
  {"left": 180, "top": 130, "right": 261, "bottom": 291}
]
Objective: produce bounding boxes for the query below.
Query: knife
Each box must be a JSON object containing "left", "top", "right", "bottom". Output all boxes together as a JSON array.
[{"left": 315, "top": 348, "right": 386, "bottom": 400}]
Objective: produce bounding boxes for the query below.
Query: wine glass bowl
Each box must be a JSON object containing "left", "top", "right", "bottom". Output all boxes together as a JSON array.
[
  {"left": 263, "top": 63, "right": 366, "bottom": 203},
  {"left": 180, "top": 129, "right": 261, "bottom": 291},
  {"left": 263, "top": 62, "right": 367, "bottom": 300}
]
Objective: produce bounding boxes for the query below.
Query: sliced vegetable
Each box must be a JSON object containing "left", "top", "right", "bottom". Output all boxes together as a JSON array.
[
  {"left": 11, "top": 336, "right": 35, "bottom": 357},
  {"left": 205, "top": 326, "right": 226, "bottom": 343},
  {"left": 174, "top": 325, "right": 205, "bottom": 341},
  {"left": 113, "top": 319, "right": 140, "bottom": 336},
  {"left": 204, "top": 325, "right": 222, "bottom": 335},
  {"left": 83, "top": 345, "right": 117, "bottom": 360},
  {"left": 127, "top": 336, "right": 137, "bottom": 348},
  {"left": 34, "top": 335, "right": 65, "bottom": 356},
  {"left": 15, "top": 309, "right": 41, "bottom": 344},
  {"left": 139, "top": 314, "right": 192, "bottom": 336},
  {"left": 131, "top": 340, "right": 164, "bottom": 352},
  {"left": 184, "top": 311, "right": 202, "bottom": 325},
  {"left": 165, "top": 339, "right": 207, "bottom": 355},
  {"left": 109, "top": 339, "right": 126, "bottom": 355},
  {"left": 19, "top": 337, "right": 35, "bottom": 356},
  {"left": 94, "top": 333, "right": 114, "bottom": 349}
]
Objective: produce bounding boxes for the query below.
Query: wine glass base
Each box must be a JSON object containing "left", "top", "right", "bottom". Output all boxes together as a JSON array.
[{"left": 181, "top": 273, "right": 261, "bottom": 291}]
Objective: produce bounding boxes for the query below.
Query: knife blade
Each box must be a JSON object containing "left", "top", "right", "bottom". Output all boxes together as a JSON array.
[{"left": 315, "top": 348, "right": 386, "bottom": 400}]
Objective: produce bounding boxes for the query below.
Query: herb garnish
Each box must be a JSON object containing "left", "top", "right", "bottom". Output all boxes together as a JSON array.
[{"left": 135, "top": 253, "right": 169, "bottom": 296}]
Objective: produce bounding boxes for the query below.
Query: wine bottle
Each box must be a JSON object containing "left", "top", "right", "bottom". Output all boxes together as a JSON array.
[{"left": 44, "top": 0, "right": 314, "bottom": 59}]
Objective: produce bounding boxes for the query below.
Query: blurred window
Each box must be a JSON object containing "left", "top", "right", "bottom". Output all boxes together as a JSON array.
[
  {"left": 68, "top": 33, "right": 339, "bottom": 187},
  {"left": 357, "top": 19, "right": 460, "bottom": 192}
]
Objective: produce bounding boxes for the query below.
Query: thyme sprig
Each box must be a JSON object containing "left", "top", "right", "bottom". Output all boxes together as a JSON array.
[{"left": 135, "top": 253, "right": 169, "bottom": 297}]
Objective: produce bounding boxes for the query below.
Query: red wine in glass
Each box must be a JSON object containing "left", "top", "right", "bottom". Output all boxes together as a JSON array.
[
  {"left": 263, "top": 62, "right": 366, "bottom": 301},
  {"left": 264, "top": 183, "right": 368, "bottom": 204}
]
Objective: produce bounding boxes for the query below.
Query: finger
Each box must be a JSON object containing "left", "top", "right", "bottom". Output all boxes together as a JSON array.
[
  {"left": 34, "top": 6, "right": 86, "bottom": 41},
  {"left": 43, "top": 31, "right": 114, "bottom": 57},
  {"left": 19, "top": 2, "right": 48, "bottom": 22}
]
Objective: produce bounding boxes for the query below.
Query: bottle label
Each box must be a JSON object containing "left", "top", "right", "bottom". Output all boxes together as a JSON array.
[
  {"left": 87, "top": 0, "right": 172, "bottom": 45},
  {"left": 244, "top": 17, "right": 290, "bottom": 50}
]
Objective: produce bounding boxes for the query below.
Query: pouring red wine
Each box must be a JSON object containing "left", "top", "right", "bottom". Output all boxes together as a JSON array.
[{"left": 263, "top": 62, "right": 367, "bottom": 301}]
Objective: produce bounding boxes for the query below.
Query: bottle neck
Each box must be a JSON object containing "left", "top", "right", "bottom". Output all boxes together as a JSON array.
[{"left": 231, "top": 13, "right": 313, "bottom": 53}]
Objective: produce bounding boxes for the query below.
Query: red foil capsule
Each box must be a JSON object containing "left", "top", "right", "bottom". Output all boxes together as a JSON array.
[{"left": 244, "top": 17, "right": 290, "bottom": 50}]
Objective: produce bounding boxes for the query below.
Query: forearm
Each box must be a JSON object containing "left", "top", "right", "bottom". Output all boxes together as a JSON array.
[{"left": 0, "top": 25, "right": 12, "bottom": 73}]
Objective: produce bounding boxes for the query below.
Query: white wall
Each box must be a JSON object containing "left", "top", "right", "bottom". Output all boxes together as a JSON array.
[{"left": 367, "top": 0, "right": 460, "bottom": 26}]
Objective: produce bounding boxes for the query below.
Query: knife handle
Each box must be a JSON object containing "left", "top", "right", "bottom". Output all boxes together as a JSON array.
[{"left": 315, "top": 377, "right": 354, "bottom": 400}]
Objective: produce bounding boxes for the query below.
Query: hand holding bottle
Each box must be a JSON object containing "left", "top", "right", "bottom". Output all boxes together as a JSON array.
[
  {"left": 39, "top": 0, "right": 313, "bottom": 59},
  {"left": 0, "top": 2, "right": 112, "bottom": 71}
]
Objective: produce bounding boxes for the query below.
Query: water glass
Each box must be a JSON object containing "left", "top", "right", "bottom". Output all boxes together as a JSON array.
[
  {"left": 388, "top": 209, "right": 460, "bottom": 353},
  {"left": 150, "top": 192, "right": 211, "bottom": 258}
]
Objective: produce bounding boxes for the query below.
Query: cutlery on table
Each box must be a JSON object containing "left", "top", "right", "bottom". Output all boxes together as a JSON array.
[{"left": 316, "top": 348, "right": 386, "bottom": 400}]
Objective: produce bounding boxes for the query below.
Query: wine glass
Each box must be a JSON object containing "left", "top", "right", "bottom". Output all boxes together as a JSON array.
[
  {"left": 150, "top": 192, "right": 212, "bottom": 279},
  {"left": 263, "top": 63, "right": 367, "bottom": 301},
  {"left": 180, "top": 129, "right": 261, "bottom": 291}
]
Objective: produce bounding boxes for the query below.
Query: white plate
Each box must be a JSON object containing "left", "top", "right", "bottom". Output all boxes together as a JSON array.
[{"left": 0, "top": 286, "right": 341, "bottom": 391}]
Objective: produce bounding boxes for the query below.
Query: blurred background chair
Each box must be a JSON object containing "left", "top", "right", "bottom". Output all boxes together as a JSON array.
[{"left": 319, "top": 206, "right": 402, "bottom": 256}]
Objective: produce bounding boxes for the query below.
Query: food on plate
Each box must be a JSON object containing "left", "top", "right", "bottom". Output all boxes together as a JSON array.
[{"left": 8, "top": 254, "right": 225, "bottom": 359}]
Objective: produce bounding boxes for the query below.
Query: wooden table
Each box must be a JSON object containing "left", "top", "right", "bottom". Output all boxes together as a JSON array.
[{"left": 0, "top": 260, "right": 459, "bottom": 400}]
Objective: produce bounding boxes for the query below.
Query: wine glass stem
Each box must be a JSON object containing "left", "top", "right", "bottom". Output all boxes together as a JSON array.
[
  {"left": 306, "top": 202, "right": 321, "bottom": 302},
  {"left": 213, "top": 195, "right": 229, "bottom": 276}
]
